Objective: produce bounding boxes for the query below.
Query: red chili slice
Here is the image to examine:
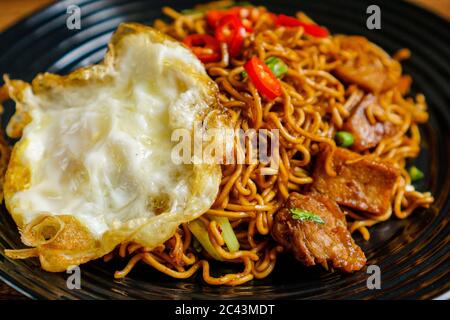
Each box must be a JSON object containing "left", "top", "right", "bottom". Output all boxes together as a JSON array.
[
  {"left": 275, "top": 14, "right": 304, "bottom": 27},
  {"left": 268, "top": 13, "right": 278, "bottom": 24},
  {"left": 215, "top": 14, "right": 246, "bottom": 58},
  {"left": 207, "top": 7, "right": 259, "bottom": 32},
  {"left": 275, "top": 14, "right": 329, "bottom": 38},
  {"left": 244, "top": 56, "right": 282, "bottom": 100},
  {"left": 182, "top": 34, "right": 221, "bottom": 63},
  {"left": 206, "top": 9, "right": 226, "bottom": 28},
  {"left": 236, "top": 7, "right": 260, "bottom": 32}
]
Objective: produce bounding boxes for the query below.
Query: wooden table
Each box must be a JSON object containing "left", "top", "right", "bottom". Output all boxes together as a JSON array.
[{"left": 0, "top": 0, "right": 449, "bottom": 300}]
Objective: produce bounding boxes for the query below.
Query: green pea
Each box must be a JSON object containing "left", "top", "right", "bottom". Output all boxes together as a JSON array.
[
  {"left": 335, "top": 131, "right": 354, "bottom": 148},
  {"left": 409, "top": 166, "right": 424, "bottom": 182}
]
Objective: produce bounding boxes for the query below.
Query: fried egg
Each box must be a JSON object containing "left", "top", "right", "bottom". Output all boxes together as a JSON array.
[{"left": 3, "top": 23, "right": 228, "bottom": 272}]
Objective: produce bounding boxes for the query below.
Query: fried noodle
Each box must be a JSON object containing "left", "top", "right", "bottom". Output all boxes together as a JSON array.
[{"left": 0, "top": 1, "right": 434, "bottom": 286}]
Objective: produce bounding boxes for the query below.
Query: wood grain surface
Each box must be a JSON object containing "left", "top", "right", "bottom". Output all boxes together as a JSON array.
[{"left": 0, "top": 0, "right": 448, "bottom": 300}]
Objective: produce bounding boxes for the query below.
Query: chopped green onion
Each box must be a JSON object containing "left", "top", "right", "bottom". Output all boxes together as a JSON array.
[
  {"left": 180, "top": 8, "right": 205, "bottom": 18},
  {"left": 181, "top": 8, "right": 199, "bottom": 14},
  {"left": 242, "top": 56, "right": 288, "bottom": 79},
  {"left": 335, "top": 131, "right": 354, "bottom": 148},
  {"left": 289, "top": 208, "right": 325, "bottom": 224},
  {"left": 188, "top": 219, "right": 223, "bottom": 261},
  {"left": 409, "top": 166, "right": 424, "bottom": 182},
  {"left": 182, "top": 1, "right": 253, "bottom": 15},
  {"left": 225, "top": 1, "right": 253, "bottom": 8},
  {"left": 210, "top": 216, "right": 240, "bottom": 252},
  {"left": 265, "top": 56, "right": 288, "bottom": 78},
  {"left": 181, "top": 1, "right": 253, "bottom": 15},
  {"left": 192, "top": 237, "right": 202, "bottom": 253}
]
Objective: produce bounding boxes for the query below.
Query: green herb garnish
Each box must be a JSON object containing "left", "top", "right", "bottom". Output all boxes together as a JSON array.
[
  {"left": 225, "top": 1, "right": 254, "bottom": 8},
  {"left": 180, "top": 8, "right": 206, "bottom": 18},
  {"left": 210, "top": 216, "right": 240, "bottom": 252},
  {"left": 192, "top": 237, "right": 203, "bottom": 253},
  {"left": 289, "top": 208, "right": 325, "bottom": 224},
  {"left": 188, "top": 220, "right": 222, "bottom": 260},
  {"left": 265, "top": 56, "right": 288, "bottom": 78},
  {"left": 182, "top": 1, "right": 253, "bottom": 15},
  {"left": 408, "top": 165, "right": 424, "bottom": 182}
]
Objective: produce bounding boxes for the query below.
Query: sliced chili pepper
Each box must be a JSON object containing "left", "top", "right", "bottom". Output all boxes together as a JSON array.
[
  {"left": 244, "top": 56, "right": 282, "bottom": 100},
  {"left": 215, "top": 14, "right": 246, "bottom": 58},
  {"left": 182, "top": 34, "right": 221, "bottom": 63},
  {"left": 206, "top": 9, "right": 226, "bottom": 28},
  {"left": 275, "top": 14, "right": 303, "bottom": 27},
  {"left": 206, "top": 7, "right": 242, "bottom": 28},
  {"left": 241, "top": 18, "right": 254, "bottom": 33},
  {"left": 236, "top": 6, "right": 260, "bottom": 32},
  {"left": 241, "top": 56, "right": 288, "bottom": 79},
  {"left": 206, "top": 6, "right": 259, "bottom": 32},
  {"left": 268, "top": 13, "right": 278, "bottom": 24},
  {"left": 275, "top": 14, "right": 329, "bottom": 38}
]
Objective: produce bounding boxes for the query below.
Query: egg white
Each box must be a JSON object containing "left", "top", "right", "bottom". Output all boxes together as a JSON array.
[{"left": 3, "top": 23, "right": 227, "bottom": 271}]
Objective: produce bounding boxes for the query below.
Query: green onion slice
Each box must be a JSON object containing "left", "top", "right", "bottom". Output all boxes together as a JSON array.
[
  {"left": 265, "top": 56, "right": 288, "bottom": 78},
  {"left": 289, "top": 208, "right": 325, "bottom": 224},
  {"left": 409, "top": 165, "right": 424, "bottom": 182},
  {"left": 210, "top": 216, "right": 240, "bottom": 252},
  {"left": 188, "top": 219, "right": 223, "bottom": 261}
]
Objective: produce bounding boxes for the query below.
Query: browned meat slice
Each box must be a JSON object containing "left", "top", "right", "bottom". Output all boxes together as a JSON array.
[
  {"left": 311, "top": 147, "right": 399, "bottom": 216},
  {"left": 343, "top": 94, "right": 397, "bottom": 151},
  {"left": 334, "top": 36, "right": 401, "bottom": 93},
  {"left": 272, "top": 193, "right": 366, "bottom": 272},
  {"left": 0, "top": 85, "right": 8, "bottom": 102},
  {"left": 335, "top": 64, "right": 386, "bottom": 93}
]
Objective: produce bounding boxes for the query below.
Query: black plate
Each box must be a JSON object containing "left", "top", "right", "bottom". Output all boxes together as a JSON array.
[{"left": 0, "top": 0, "right": 449, "bottom": 299}]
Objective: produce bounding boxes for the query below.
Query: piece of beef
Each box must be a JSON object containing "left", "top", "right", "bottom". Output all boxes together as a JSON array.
[
  {"left": 334, "top": 36, "right": 401, "bottom": 93},
  {"left": 312, "top": 147, "right": 399, "bottom": 216},
  {"left": 343, "top": 94, "right": 397, "bottom": 151},
  {"left": 272, "top": 193, "right": 366, "bottom": 272}
]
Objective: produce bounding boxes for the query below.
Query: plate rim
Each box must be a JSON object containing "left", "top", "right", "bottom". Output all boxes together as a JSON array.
[{"left": 0, "top": 0, "right": 449, "bottom": 300}]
